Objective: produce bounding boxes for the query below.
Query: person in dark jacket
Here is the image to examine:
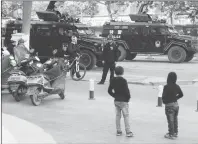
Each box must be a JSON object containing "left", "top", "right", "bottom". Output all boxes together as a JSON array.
[
  {"left": 98, "top": 34, "right": 119, "bottom": 84},
  {"left": 108, "top": 66, "right": 133, "bottom": 137},
  {"left": 7, "top": 40, "right": 16, "bottom": 55},
  {"left": 67, "top": 34, "right": 81, "bottom": 58},
  {"left": 162, "top": 72, "right": 183, "bottom": 139}
]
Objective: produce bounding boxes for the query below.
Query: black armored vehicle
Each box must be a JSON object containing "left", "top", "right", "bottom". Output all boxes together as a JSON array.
[
  {"left": 101, "top": 14, "right": 198, "bottom": 63},
  {"left": 3, "top": 1, "right": 104, "bottom": 70}
]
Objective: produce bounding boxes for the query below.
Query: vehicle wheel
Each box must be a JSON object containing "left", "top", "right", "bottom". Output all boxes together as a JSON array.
[
  {"left": 96, "top": 61, "right": 104, "bottom": 67},
  {"left": 117, "top": 45, "right": 127, "bottom": 61},
  {"left": 184, "top": 53, "right": 194, "bottom": 62},
  {"left": 125, "top": 53, "right": 137, "bottom": 60},
  {"left": 30, "top": 94, "right": 42, "bottom": 106},
  {"left": 70, "top": 63, "right": 86, "bottom": 81},
  {"left": 12, "top": 92, "right": 20, "bottom": 102},
  {"left": 59, "top": 90, "right": 65, "bottom": 99},
  {"left": 30, "top": 88, "right": 42, "bottom": 106},
  {"left": 168, "top": 46, "right": 187, "bottom": 63},
  {"left": 80, "top": 50, "right": 96, "bottom": 70}
]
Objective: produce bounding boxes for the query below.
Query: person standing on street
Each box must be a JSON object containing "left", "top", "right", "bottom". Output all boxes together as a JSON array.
[
  {"left": 13, "top": 38, "right": 30, "bottom": 63},
  {"left": 162, "top": 72, "right": 184, "bottom": 139},
  {"left": 98, "top": 34, "right": 119, "bottom": 84},
  {"left": 108, "top": 66, "right": 133, "bottom": 137}
]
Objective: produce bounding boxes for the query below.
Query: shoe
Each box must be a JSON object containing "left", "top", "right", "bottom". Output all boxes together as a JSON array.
[
  {"left": 126, "top": 132, "right": 133, "bottom": 137},
  {"left": 97, "top": 81, "right": 104, "bottom": 84},
  {"left": 164, "top": 133, "right": 175, "bottom": 140},
  {"left": 173, "top": 133, "right": 178, "bottom": 138},
  {"left": 76, "top": 72, "right": 81, "bottom": 78},
  {"left": 116, "top": 131, "right": 122, "bottom": 136}
]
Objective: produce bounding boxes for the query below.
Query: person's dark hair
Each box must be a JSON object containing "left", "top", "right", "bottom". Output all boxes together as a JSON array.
[
  {"left": 167, "top": 72, "right": 177, "bottom": 84},
  {"left": 115, "top": 66, "right": 124, "bottom": 75}
]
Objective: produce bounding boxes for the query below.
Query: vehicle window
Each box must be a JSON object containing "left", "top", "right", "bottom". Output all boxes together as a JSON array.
[
  {"left": 150, "top": 27, "right": 168, "bottom": 35},
  {"left": 130, "top": 27, "right": 139, "bottom": 35},
  {"left": 143, "top": 27, "right": 149, "bottom": 36}
]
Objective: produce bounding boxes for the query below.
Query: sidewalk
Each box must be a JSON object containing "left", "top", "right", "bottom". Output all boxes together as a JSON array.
[
  {"left": 83, "top": 72, "right": 198, "bottom": 86},
  {"left": 2, "top": 113, "right": 56, "bottom": 144}
]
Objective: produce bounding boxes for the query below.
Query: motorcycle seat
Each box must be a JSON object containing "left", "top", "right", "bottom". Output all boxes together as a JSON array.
[{"left": 10, "top": 70, "right": 26, "bottom": 76}]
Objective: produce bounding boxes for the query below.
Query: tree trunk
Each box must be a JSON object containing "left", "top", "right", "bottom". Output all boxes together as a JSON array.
[
  {"left": 22, "top": 1, "right": 32, "bottom": 49},
  {"left": 106, "top": 2, "right": 113, "bottom": 20},
  {"left": 170, "top": 11, "right": 173, "bottom": 25}
]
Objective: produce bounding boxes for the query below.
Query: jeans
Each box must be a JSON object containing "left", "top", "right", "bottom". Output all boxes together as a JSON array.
[
  {"left": 165, "top": 102, "right": 179, "bottom": 135},
  {"left": 114, "top": 101, "right": 131, "bottom": 133},
  {"left": 101, "top": 62, "right": 115, "bottom": 82}
]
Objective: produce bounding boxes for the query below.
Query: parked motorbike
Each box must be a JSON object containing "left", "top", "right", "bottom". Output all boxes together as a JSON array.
[
  {"left": 7, "top": 51, "right": 43, "bottom": 102},
  {"left": 26, "top": 59, "right": 66, "bottom": 106},
  {"left": 63, "top": 53, "right": 86, "bottom": 81}
]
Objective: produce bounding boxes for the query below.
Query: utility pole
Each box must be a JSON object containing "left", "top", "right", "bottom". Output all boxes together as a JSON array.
[{"left": 22, "top": 1, "right": 32, "bottom": 49}]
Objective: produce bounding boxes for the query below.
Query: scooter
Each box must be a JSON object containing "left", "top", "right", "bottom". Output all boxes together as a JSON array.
[
  {"left": 7, "top": 51, "right": 43, "bottom": 102},
  {"left": 27, "top": 58, "right": 66, "bottom": 106}
]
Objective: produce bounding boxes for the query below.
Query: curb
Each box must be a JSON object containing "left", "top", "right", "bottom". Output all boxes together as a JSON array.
[
  {"left": 81, "top": 79, "right": 198, "bottom": 86},
  {"left": 2, "top": 113, "right": 57, "bottom": 144}
]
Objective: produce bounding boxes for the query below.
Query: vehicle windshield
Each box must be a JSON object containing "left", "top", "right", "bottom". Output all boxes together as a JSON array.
[
  {"left": 168, "top": 26, "right": 179, "bottom": 35},
  {"left": 78, "top": 28, "right": 94, "bottom": 35}
]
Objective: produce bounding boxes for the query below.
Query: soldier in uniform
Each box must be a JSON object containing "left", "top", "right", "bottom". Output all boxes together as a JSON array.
[{"left": 98, "top": 34, "right": 119, "bottom": 84}]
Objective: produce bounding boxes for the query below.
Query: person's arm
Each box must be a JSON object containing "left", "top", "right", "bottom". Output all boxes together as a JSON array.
[
  {"left": 176, "top": 85, "right": 183, "bottom": 100},
  {"left": 102, "top": 44, "right": 107, "bottom": 61},
  {"left": 114, "top": 43, "right": 119, "bottom": 62},
  {"left": 124, "top": 79, "right": 131, "bottom": 101},
  {"left": 162, "top": 86, "right": 167, "bottom": 104},
  {"left": 108, "top": 80, "right": 115, "bottom": 98}
]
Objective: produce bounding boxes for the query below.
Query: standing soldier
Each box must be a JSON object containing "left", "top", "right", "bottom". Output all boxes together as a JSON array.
[{"left": 98, "top": 34, "right": 119, "bottom": 85}]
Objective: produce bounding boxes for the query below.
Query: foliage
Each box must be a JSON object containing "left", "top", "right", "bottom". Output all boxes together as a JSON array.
[{"left": 60, "top": 1, "right": 99, "bottom": 18}]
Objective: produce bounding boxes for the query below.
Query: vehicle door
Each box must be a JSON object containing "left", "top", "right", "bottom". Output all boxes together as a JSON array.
[
  {"left": 124, "top": 26, "right": 143, "bottom": 52},
  {"left": 144, "top": 26, "right": 167, "bottom": 53},
  {"left": 141, "top": 25, "right": 151, "bottom": 52}
]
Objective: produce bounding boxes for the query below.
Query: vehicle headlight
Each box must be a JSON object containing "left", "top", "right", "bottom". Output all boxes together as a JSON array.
[{"left": 10, "top": 59, "right": 17, "bottom": 67}]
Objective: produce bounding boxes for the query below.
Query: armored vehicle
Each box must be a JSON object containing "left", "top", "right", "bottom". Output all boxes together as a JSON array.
[
  {"left": 101, "top": 14, "right": 198, "bottom": 63},
  {"left": 3, "top": 1, "right": 103, "bottom": 70}
]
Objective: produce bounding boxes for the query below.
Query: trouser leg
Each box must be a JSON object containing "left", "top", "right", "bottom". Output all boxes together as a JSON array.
[{"left": 101, "top": 62, "right": 109, "bottom": 82}]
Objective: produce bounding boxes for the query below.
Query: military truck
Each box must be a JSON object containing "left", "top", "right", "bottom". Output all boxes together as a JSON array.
[
  {"left": 101, "top": 14, "right": 198, "bottom": 63},
  {"left": 3, "top": 1, "right": 104, "bottom": 70}
]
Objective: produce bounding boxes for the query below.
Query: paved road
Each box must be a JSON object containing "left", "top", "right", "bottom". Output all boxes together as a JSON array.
[
  {"left": 2, "top": 79, "right": 198, "bottom": 143},
  {"left": 2, "top": 57, "right": 198, "bottom": 143},
  {"left": 89, "top": 56, "right": 198, "bottom": 83}
]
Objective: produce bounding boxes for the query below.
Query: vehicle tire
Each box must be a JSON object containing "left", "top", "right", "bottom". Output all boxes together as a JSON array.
[
  {"left": 80, "top": 50, "right": 96, "bottom": 70},
  {"left": 12, "top": 92, "right": 20, "bottom": 102},
  {"left": 59, "top": 90, "right": 65, "bottom": 99},
  {"left": 30, "top": 94, "right": 42, "bottom": 106},
  {"left": 125, "top": 53, "right": 137, "bottom": 60},
  {"left": 184, "top": 53, "right": 194, "bottom": 62},
  {"left": 70, "top": 63, "right": 86, "bottom": 81},
  {"left": 117, "top": 45, "right": 127, "bottom": 61},
  {"left": 96, "top": 61, "right": 104, "bottom": 67},
  {"left": 168, "top": 46, "right": 187, "bottom": 63},
  {"left": 30, "top": 88, "right": 42, "bottom": 106}
]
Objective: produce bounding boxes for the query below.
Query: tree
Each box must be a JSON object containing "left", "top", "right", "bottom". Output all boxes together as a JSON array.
[
  {"left": 59, "top": 1, "right": 99, "bottom": 18},
  {"left": 96, "top": 1, "right": 130, "bottom": 20}
]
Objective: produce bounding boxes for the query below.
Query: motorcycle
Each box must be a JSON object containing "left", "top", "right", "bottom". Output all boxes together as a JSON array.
[
  {"left": 26, "top": 58, "right": 66, "bottom": 106},
  {"left": 63, "top": 54, "right": 86, "bottom": 81},
  {"left": 7, "top": 51, "right": 43, "bottom": 102}
]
